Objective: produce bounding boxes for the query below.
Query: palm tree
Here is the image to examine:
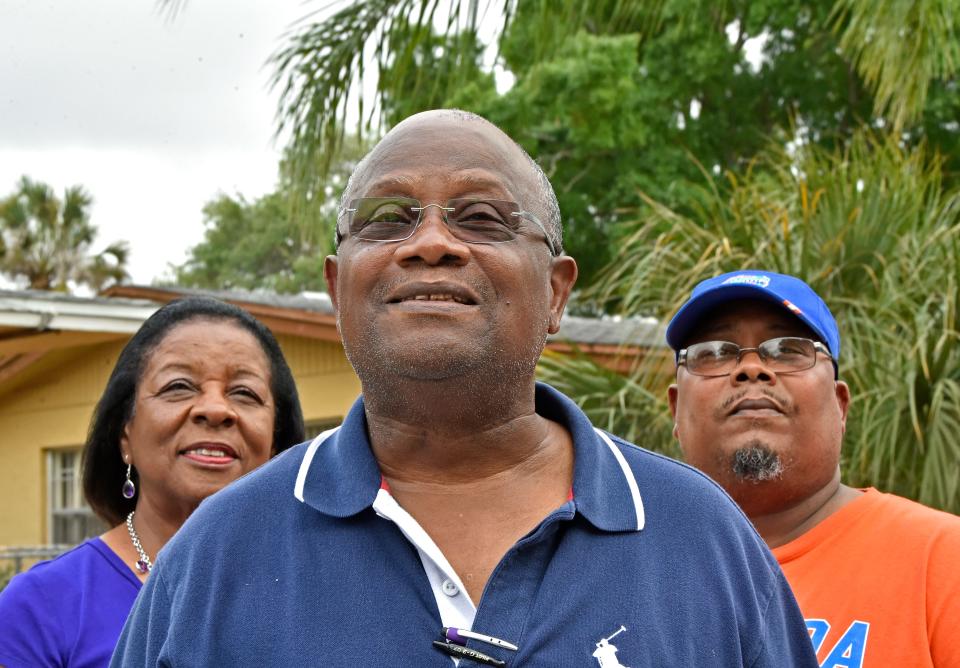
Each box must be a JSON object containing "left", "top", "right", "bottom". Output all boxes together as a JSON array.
[
  {"left": 0, "top": 177, "right": 129, "bottom": 292},
  {"left": 539, "top": 131, "right": 960, "bottom": 513}
]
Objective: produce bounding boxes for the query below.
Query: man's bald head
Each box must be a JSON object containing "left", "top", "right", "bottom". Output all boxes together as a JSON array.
[{"left": 339, "top": 109, "right": 563, "bottom": 254}]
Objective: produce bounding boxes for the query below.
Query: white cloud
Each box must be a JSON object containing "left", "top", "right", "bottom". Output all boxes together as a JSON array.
[{"left": 0, "top": 0, "right": 310, "bottom": 284}]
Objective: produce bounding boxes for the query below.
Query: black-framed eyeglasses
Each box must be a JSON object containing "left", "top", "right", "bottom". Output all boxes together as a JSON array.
[
  {"left": 677, "top": 337, "right": 833, "bottom": 377},
  {"left": 336, "top": 197, "right": 558, "bottom": 256}
]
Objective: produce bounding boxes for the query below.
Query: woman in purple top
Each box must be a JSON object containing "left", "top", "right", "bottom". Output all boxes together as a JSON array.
[{"left": 0, "top": 297, "right": 305, "bottom": 667}]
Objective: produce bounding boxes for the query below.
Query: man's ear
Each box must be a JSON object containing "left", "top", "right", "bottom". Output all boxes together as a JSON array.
[
  {"left": 547, "top": 256, "right": 578, "bottom": 334},
  {"left": 667, "top": 384, "right": 681, "bottom": 442},
  {"left": 323, "top": 255, "right": 340, "bottom": 313},
  {"left": 835, "top": 380, "right": 851, "bottom": 435}
]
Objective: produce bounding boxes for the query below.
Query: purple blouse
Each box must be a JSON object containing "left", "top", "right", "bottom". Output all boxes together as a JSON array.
[{"left": 0, "top": 537, "right": 141, "bottom": 668}]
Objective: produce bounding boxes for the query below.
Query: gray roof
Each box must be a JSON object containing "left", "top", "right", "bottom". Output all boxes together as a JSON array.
[
  {"left": 0, "top": 286, "right": 665, "bottom": 348},
  {"left": 551, "top": 315, "right": 666, "bottom": 348},
  {"left": 0, "top": 289, "right": 159, "bottom": 333},
  {"left": 0, "top": 288, "right": 155, "bottom": 310},
  {"left": 142, "top": 286, "right": 335, "bottom": 314}
]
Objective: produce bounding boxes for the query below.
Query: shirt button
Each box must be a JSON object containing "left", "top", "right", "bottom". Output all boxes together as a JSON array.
[{"left": 441, "top": 579, "right": 459, "bottom": 597}]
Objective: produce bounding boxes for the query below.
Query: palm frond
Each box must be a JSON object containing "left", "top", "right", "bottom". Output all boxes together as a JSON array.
[
  {"left": 538, "top": 348, "right": 676, "bottom": 455},
  {"left": 831, "top": 0, "right": 960, "bottom": 131},
  {"left": 267, "top": 0, "right": 668, "bottom": 181}
]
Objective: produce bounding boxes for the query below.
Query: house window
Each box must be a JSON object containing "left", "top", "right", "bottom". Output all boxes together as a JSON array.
[{"left": 47, "top": 449, "right": 105, "bottom": 545}]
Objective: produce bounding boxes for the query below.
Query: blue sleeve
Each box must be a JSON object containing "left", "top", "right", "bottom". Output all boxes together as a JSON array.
[
  {"left": 751, "top": 570, "right": 819, "bottom": 667},
  {"left": 110, "top": 564, "right": 173, "bottom": 667},
  {"left": 0, "top": 570, "right": 64, "bottom": 668}
]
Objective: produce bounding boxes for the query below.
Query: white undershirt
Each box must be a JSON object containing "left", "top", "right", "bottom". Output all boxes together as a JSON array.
[
  {"left": 372, "top": 487, "right": 475, "bottom": 665},
  {"left": 372, "top": 487, "right": 477, "bottom": 630}
]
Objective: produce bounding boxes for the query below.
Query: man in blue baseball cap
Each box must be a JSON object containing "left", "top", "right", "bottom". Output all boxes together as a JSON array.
[{"left": 666, "top": 269, "right": 960, "bottom": 667}]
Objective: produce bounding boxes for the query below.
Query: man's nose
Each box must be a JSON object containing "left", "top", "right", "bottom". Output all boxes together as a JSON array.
[
  {"left": 394, "top": 207, "right": 470, "bottom": 265},
  {"left": 731, "top": 350, "right": 776, "bottom": 384}
]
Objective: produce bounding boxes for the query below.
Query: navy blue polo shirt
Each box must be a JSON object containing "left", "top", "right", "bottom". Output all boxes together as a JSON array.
[{"left": 112, "top": 383, "right": 817, "bottom": 666}]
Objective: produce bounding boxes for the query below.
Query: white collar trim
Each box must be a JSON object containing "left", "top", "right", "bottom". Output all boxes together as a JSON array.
[{"left": 594, "top": 428, "right": 646, "bottom": 531}]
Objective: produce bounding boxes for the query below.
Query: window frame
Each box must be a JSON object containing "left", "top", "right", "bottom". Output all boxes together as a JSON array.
[{"left": 45, "top": 447, "right": 104, "bottom": 545}]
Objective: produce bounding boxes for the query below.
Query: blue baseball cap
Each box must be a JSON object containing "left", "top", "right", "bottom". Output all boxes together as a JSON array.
[{"left": 665, "top": 270, "right": 841, "bottom": 364}]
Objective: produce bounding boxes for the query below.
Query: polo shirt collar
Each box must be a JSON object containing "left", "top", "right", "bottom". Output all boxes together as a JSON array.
[
  {"left": 296, "top": 397, "right": 380, "bottom": 517},
  {"left": 294, "top": 383, "right": 645, "bottom": 533},
  {"left": 535, "top": 383, "right": 645, "bottom": 533}
]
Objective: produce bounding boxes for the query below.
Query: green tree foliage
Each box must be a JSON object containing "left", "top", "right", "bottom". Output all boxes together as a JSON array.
[
  {"left": 485, "top": 0, "right": 958, "bottom": 282},
  {"left": 539, "top": 132, "right": 960, "bottom": 512},
  {"left": 833, "top": 0, "right": 960, "bottom": 132},
  {"left": 0, "top": 177, "right": 129, "bottom": 292},
  {"left": 170, "top": 190, "right": 329, "bottom": 293},
  {"left": 163, "top": 0, "right": 960, "bottom": 286},
  {"left": 265, "top": 0, "right": 959, "bottom": 183},
  {"left": 170, "top": 146, "right": 363, "bottom": 293},
  {"left": 259, "top": 0, "right": 960, "bottom": 287}
]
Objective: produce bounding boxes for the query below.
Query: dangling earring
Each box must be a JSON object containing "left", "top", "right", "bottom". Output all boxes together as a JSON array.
[{"left": 122, "top": 463, "right": 136, "bottom": 499}]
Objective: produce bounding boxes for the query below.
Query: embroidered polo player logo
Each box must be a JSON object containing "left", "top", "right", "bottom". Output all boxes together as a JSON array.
[{"left": 592, "top": 625, "right": 631, "bottom": 668}]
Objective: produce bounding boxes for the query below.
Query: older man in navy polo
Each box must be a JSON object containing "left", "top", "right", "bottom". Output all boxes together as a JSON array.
[{"left": 112, "top": 113, "right": 817, "bottom": 666}]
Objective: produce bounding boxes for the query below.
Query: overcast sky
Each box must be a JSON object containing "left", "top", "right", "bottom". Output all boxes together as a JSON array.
[{"left": 0, "top": 0, "right": 315, "bottom": 284}]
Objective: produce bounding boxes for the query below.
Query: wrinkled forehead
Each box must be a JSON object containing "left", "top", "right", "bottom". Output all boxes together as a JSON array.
[{"left": 349, "top": 113, "right": 537, "bottom": 201}]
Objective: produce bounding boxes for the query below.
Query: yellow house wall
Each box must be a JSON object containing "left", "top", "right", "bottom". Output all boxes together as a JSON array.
[
  {"left": 0, "top": 334, "right": 359, "bottom": 548},
  {"left": 0, "top": 341, "right": 123, "bottom": 547},
  {"left": 275, "top": 334, "right": 361, "bottom": 430}
]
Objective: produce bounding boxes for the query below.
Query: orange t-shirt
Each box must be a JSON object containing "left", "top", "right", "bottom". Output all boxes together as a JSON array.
[{"left": 772, "top": 488, "right": 960, "bottom": 668}]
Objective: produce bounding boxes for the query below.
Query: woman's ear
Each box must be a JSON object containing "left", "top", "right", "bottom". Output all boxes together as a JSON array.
[{"left": 120, "top": 424, "right": 132, "bottom": 465}]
